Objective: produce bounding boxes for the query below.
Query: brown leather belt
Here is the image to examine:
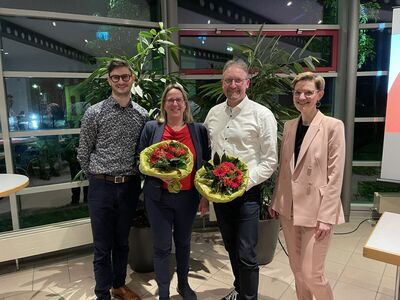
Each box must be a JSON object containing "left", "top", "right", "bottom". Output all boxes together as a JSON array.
[{"left": 93, "top": 174, "right": 135, "bottom": 184}]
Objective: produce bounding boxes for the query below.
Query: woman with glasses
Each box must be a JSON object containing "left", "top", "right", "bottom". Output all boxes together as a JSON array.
[
  {"left": 269, "top": 72, "right": 346, "bottom": 300},
  {"left": 138, "top": 83, "right": 209, "bottom": 300}
]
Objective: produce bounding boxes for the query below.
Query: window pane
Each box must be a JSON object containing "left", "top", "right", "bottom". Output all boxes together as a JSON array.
[
  {"left": 356, "top": 76, "right": 388, "bottom": 117},
  {"left": 178, "top": 0, "right": 338, "bottom": 24},
  {"left": 358, "top": 28, "right": 391, "bottom": 71},
  {"left": 11, "top": 134, "right": 84, "bottom": 187},
  {"left": 352, "top": 166, "right": 400, "bottom": 204},
  {"left": 5, "top": 77, "right": 90, "bottom": 131},
  {"left": 0, "top": 16, "right": 145, "bottom": 72},
  {"left": 360, "top": 0, "right": 393, "bottom": 23},
  {"left": 0, "top": 197, "right": 13, "bottom": 233},
  {"left": 18, "top": 190, "right": 88, "bottom": 229},
  {"left": 353, "top": 122, "right": 384, "bottom": 161},
  {"left": 0, "top": 0, "right": 161, "bottom": 22},
  {"left": 180, "top": 35, "right": 332, "bottom": 72}
]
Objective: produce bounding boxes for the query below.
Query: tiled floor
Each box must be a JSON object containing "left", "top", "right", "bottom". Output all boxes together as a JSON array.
[{"left": 0, "top": 215, "right": 395, "bottom": 300}]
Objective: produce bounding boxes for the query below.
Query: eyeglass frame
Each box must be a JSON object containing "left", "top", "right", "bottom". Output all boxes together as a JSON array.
[
  {"left": 109, "top": 74, "right": 132, "bottom": 83},
  {"left": 292, "top": 90, "right": 319, "bottom": 98},
  {"left": 165, "top": 98, "right": 185, "bottom": 105},
  {"left": 222, "top": 78, "right": 248, "bottom": 85}
]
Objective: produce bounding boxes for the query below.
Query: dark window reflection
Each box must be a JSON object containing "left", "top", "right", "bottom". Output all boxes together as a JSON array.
[
  {"left": 358, "top": 28, "right": 391, "bottom": 71},
  {"left": 178, "top": 0, "right": 338, "bottom": 24},
  {"left": 0, "top": 197, "right": 13, "bottom": 233},
  {"left": 360, "top": 0, "right": 394, "bottom": 23},
  {"left": 356, "top": 76, "right": 388, "bottom": 117},
  {"left": 5, "top": 77, "right": 90, "bottom": 131},
  {"left": 353, "top": 122, "right": 384, "bottom": 161},
  {"left": 10, "top": 134, "right": 86, "bottom": 189},
  {"left": 18, "top": 190, "right": 89, "bottom": 229},
  {"left": 0, "top": 0, "right": 161, "bottom": 22},
  {"left": 0, "top": 145, "right": 5, "bottom": 173},
  {"left": 352, "top": 166, "right": 400, "bottom": 204},
  {"left": 180, "top": 35, "right": 332, "bottom": 71},
  {"left": 0, "top": 17, "right": 145, "bottom": 72}
]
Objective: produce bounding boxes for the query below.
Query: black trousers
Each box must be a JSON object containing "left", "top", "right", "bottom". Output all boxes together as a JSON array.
[
  {"left": 214, "top": 186, "right": 261, "bottom": 300},
  {"left": 88, "top": 175, "right": 141, "bottom": 300},
  {"left": 145, "top": 189, "right": 199, "bottom": 298}
]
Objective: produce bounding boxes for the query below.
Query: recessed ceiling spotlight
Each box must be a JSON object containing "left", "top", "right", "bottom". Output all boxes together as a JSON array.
[
  {"left": 318, "top": 20, "right": 322, "bottom": 24},
  {"left": 84, "top": 39, "right": 89, "bottom": 43},
  {"left": 207, "top": 20, "right": 211, "bottom": 24},
  {"left": 287, "top": 1, "right": 292, "bottom": 6},
  {"left": 52, "top": 21, "right": 57, "bottom": 27}
]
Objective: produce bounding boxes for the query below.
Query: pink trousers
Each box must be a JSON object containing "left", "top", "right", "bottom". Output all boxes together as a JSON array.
[{"left": 280, "top": 216, "right": 333, "bottom": 300}]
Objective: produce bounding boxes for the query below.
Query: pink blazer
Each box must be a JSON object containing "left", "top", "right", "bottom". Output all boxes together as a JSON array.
[{"left": 271, "top": 111, "right": 345, "bottom": 227}]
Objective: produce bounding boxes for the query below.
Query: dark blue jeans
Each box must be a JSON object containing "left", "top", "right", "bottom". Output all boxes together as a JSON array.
[
  {"left": 145, "top": 189, "right": 199, "bottom": 298},
  {"left": 88, "top": 175, "right": 141, "bottom": 300},
  {"left": 214, "top": 186, "right": 261, "bottom": 300}
]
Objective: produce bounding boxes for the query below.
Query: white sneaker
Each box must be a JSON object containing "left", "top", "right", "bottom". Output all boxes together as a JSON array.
[{"left": 221, "top": 290, "right": 239, "bottom": 300}]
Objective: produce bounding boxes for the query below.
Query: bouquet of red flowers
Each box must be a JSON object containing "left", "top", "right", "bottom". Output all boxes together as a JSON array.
[
  {"left": 195, "top": 153, "right": 248, "bottom": 203},
  {"left": 140, "top": 140, "right": 194, "bottom": 193}
]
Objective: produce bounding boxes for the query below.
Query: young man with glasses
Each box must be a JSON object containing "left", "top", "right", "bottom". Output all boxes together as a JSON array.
[
  {"left": 78, "top": 59, "right": 148, "bottom": 300},
  {"left": 201, "top": 59, "right": 278, "bottom": 300}
]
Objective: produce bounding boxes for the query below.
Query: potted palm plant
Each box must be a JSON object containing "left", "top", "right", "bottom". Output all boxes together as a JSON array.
[
  {"left": 78, "top": 23, "right": 180, "bottom": 273},
  {"left": 200, "top": 26, "right": 319, "bottom": 264}
]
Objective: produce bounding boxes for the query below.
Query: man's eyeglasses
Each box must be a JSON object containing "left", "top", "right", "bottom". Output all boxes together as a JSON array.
[
  {"left": 293, "top": 90, "right": 319, "bottom": 98},
  {"left": 223, "top": 78, "right": 247, "bottom": 85},
  {"left": 109, "top": 74, "right": 132, "bottom": 83}
]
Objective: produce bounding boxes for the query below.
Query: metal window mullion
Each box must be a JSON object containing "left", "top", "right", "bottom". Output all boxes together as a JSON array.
[
  {"left": 0, "top": 8, "right": 159, "bottom": 28},
  {"left": 354, "top": 117, "right": 385, "bottom": 122},
  {"left": 17, "top": 180, "right": 89, "bottom": 195},
  {"left": 3, "top": 71, "right": 93, "bottom": 78},
  {"left": 178, "top": 24, "right": 340, "bottom": 31},
  {"left": 356, "top": 71, "right": 389, "bottom": 76},
  {"left": 352, "top": 161, "right": 381, "bottom": 167},
  {"left": 359, "top": 23, "right": 392, "bottom": 29},
  {"left": 9, "top": 129, "right": 81, "bottom": 138}
]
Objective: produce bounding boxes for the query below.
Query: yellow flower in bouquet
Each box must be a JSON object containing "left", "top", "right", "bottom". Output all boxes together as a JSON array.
[
  {"left": 139, "top": 140, "right": 194, "bottom": 193},
  {"left": 195, "top": 153, "right": 249, "bottom": 203}
]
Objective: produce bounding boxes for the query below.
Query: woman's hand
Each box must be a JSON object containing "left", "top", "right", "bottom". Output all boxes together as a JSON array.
[
  {"left": 314, "top": 221, "right": 332, "bottom": 241},
  {"left": 198, "top": 197, "right": 209, "bottom": 217},
  {"left": 268, "top": 207, "right": 279, "bottom": 219}
]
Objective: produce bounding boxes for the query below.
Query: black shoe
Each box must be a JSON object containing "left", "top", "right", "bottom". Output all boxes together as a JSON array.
[
  {"left": 177, "top": 285, "right": 197, "bottom": 300},
  {"left": 221, "top": 289, "right": 239, "bottom": 300}
]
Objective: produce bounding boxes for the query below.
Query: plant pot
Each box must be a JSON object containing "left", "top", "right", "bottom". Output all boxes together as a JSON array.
[
  {"left": 256, "top": 218, "right": 280, "bottom": 265},
  {"left": 128, "top": 226, "right": 154, "bottom": 273}
]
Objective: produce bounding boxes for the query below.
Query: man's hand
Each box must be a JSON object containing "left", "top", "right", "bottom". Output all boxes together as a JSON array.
[
  {"left": 198, "top": 197, "right": 209, "bottom": 217},
  {"left": 268, "top": 207, "right": 279, "bottom": 219},
  {"left": 314, "top": 221, "right": 332, "bottom": 241}
]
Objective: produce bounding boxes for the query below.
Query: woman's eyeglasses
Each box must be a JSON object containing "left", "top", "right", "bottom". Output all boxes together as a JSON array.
[
  {"left": 109, "top": 74, "right": 132, "bottom": 83},
  {"left": 293, "top": 90, "right": 318, "bottom": 98}
]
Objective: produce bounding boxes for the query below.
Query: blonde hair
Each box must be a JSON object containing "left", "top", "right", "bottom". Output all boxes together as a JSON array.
[
  {"left": 291, "top": 72, "right": 325, "bottom": 91},
  {"left": 157, "top": 83, "right": 194, "bottom": 124}
]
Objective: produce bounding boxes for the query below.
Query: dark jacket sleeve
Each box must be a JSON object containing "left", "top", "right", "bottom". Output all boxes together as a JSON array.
[{"left": 198, "top": 123, "right": 211, "bottom": 163}]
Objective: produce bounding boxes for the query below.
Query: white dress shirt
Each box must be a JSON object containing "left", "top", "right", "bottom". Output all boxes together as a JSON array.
[{"left": 204, "top": 96, "right": 278, "bottom": 190}]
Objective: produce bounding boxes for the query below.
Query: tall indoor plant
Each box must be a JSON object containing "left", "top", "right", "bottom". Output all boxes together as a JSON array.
[
  {"left": 200, "top": 26, "right": 319, "bottom": 264},
  {"left": 79, "top": 23, "right": 180, "bottom": 272}
]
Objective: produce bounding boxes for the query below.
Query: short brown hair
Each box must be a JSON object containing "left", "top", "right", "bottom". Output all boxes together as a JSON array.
[
  {"left": 107, "top": 58, "right": 135, "bottom": 78},
  {"left": 291, "top": 72, "right": 325, "bottom": 91},
  {"left": 157, "top": 83, "right": 193, "bottom": 124}
]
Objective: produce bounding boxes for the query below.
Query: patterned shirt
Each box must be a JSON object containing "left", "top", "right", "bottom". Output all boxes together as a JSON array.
[{"left": 77, "top": 96, "right": 148, "bottom": 176}]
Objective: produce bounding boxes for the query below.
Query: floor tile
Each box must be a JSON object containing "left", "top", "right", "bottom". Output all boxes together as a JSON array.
[
  {"left": 378, "top": 275, "right": 395, "bottom": 297},
  {"left": 0, "top": 269, "right": 33, "bottom": 298},
  {"left": 333, "top": 281, "right": 377, "bottom": 300},
  {"left": 337, "top": 265, "right": 382, "bottom": 292},
  {"left": 3, "top": 291, "right": 62, "bottom": 299}
]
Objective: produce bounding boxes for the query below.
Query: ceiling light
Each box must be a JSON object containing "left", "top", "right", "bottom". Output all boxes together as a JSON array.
[
  {"left": 318, "top": 20, "right": 322, "bottom": 24},
  {"left": 287, "top": 1, "right": 292, "bottom": 6},
  {"left": 32, "top": 84, "right": 39, "bottom": 89},
  {"left": 52, "top": 21, "right": 56, "bottom": 27},
  {"left": 4, "top": 52, "right": 9, "bottom": 55},
  {"left": 207, "top": 20, "right": 211, "bottom": 24},
  {"left": 84, "top": 39, "right": 88, "bottom": 43},
  {"left": 226, "top": 46, "right": 233, "bottom": 52}
]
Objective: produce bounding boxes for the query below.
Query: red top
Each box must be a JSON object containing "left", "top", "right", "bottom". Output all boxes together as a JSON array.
[{"left": 161, "top": 124, "right": 196, "bottom": 190}]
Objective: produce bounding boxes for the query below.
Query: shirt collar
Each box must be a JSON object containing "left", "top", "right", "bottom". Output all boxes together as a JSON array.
[
  {"left": 108, "top": 96, "right": 133, "bottom": 109},
  {"left": 224, "top": 95, "right": 249, "bottom": 112}
]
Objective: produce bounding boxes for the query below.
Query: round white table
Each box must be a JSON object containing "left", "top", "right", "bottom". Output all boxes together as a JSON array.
[{"left": 0, "top": 174, "right": 29, "bottom": 197}]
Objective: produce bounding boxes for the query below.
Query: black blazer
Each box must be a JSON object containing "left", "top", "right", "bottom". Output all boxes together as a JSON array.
[{"left": 138, "top": 120, "right": 210, "bottom": 201}]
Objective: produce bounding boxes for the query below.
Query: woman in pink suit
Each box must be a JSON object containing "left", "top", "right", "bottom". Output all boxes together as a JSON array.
[{"left": 269, "top": 72, "right": 345, "bottom": 300}]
